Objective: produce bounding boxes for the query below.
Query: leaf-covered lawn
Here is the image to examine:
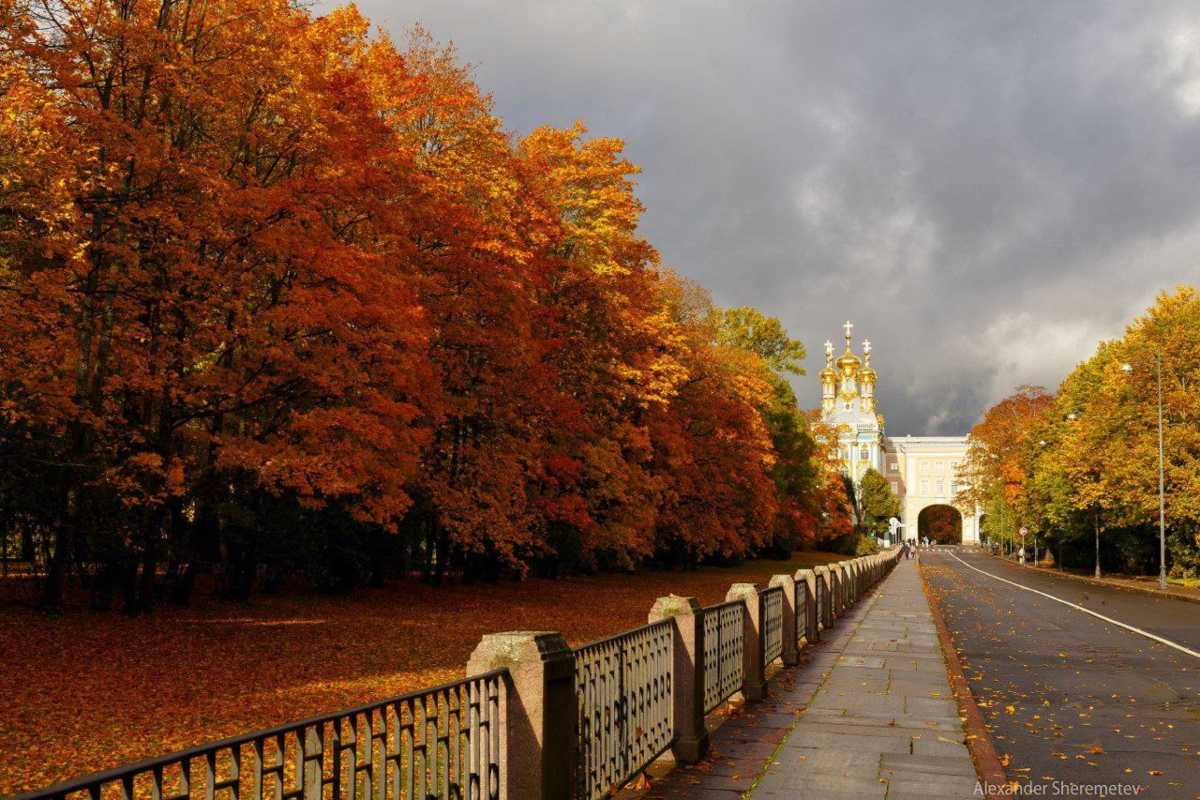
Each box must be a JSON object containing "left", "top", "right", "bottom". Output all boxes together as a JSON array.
[{"left": 0, "top": 551, "right": 843, "bottom": 794}]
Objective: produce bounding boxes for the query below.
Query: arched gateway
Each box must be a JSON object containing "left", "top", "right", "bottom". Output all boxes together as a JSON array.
[
  {"left": 819, "top": 322, "right": 980, "bottom": 545},
  {"left": 918, "top": 504, "right": 964, "bottom": 544}
]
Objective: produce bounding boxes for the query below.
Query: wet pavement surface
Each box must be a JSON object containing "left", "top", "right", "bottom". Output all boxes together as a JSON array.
[
  {"left": 924, "top": 548, "right": 1200, "bottom": 799},
  {"left": 644, "top": 558, "right": 977, "bottom": 799}
]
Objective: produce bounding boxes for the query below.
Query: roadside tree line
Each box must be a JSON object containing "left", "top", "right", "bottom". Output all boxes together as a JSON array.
[
  {"left": 0, "top": 0, "right": 856, "bottom": 611},
  {"left": 956, "top": 287, "right": 1200, "bottom": 578}
]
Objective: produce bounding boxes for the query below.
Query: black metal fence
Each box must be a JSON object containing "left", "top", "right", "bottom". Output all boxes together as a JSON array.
[
  {"left": 701, "top": 599, "right": 745, "bottom": 713},
  {"left": 22, "top": 550, "right": 901, "bottom": 800},
  {"left": 794, "top": 580, "right": 808, "bottom": 643},
  {"left": 759, "top": 585, "right": 784, "bottom": 666},
  {"left": 26, "top": 670, "right": 506, "bottom": 800},
  {"left": 573, "top": 621, "right": 674, "bottom": 799}
]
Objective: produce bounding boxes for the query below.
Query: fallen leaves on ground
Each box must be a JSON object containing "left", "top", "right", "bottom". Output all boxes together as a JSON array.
[{"left": 0, "top": 551, "right": 841, "bottom": 794}]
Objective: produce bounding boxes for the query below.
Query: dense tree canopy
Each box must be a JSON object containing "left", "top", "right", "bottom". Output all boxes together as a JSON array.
[
  {"left": 0, "top": 0, "right": 851, "bottom": 609},
  {"left": 957, "top": 287, "right": 1200, "bottom": 577}
]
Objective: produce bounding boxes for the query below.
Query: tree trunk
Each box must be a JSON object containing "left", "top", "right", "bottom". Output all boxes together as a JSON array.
[
  {"left": 432, "top": 530, "right": 449, "bottom": 587},
  {"left": 421, "top": 516, "right": 435, "bottom": 585},
  {"left": 38, "top": 482, "right": 75, "bottom": 612},
  {"left": 137, "top": 515, "right": 160, "bottom": 612},
  {"left": 20, "top": 527, "right": 34, "bottom": 562}
]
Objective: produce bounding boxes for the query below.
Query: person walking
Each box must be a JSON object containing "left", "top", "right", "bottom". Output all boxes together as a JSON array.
[{"left": 902, "top": 541, "right": 910, "bottom": 560}]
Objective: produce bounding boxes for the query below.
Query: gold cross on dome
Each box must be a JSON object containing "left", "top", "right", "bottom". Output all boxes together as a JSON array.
[
  {"left": 843, "top": 320, "right": 853, "bottom": 340},
  {"left": 863, "top": 339, "right": 871, "bottom": 355}
]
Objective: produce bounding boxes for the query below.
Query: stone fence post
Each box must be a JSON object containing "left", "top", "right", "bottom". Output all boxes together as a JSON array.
[
  {"left": 830, "top": 564, "right": 844, "bottom": 618},
  {"left": 648, "top": 595, "right": 709, "bottom": 764},
  {"left": 769, "top": 574, "right": 799, "bottom": 666},
  {"left": 795, "top": 568, "right": 818, "bottom": 644},
  {"left": 726, "top": 583, "right": 766, "bottom": 701},
  {"left": 467, "top": 632, "right": 575, "bottom": 800},
  {"left": 840, "top": 563, "right": 850, "bottom": 611},
  {"left": 813, "top": 565, "right": 831, "bottom": 630}
]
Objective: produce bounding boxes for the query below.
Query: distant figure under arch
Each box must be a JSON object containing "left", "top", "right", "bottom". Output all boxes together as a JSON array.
[{"left": 918, "top": 504, "right": 963, "bottom": 545}]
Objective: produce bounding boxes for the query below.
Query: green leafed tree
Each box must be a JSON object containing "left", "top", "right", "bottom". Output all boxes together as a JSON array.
[
  {"left": 717, "top": 306, "right": 826, "bottom": 553},
  {"left": 858, "top": 468, "right": 901, "bottom": 539}
]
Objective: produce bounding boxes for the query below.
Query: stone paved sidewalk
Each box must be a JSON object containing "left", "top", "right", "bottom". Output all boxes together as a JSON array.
[{"left": 643, "top": 557, "right": 978, "bottom": 799}]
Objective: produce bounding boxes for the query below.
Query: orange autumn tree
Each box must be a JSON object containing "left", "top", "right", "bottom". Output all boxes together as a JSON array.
[
  {"left": 1, "top": 0, "right": 839, "bottom": 608},
  {"left": 0, "top": 0, "right": 434, "bottom": 609},
  {"left": 646, "top": 278, "right": 778, "bottom": 561},
  {"left": 517, "top": 124, "right": 685, "bottom": 572},
  {"left": 802, "top": 414, "right": 856, "bottom": 547},
  {"left": 389, "top": 31, "right": 552, "bottom": 584},
  {"left": 956, "top": 384, "right": 1053, "bottom": 545}
]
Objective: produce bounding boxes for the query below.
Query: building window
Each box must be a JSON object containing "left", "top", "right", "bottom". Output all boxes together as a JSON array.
[
  {"left": 951, "top": 461, "right": 960, "bottom": 470},
  {"left": 860, "top": 446, "right": 869, "bottom": 460},
  {"left": 920, "top": 479, "right": 930, "bottom": 495},
  {"left": 891, "top": 481, "right": 899, "bottom": 494},
  {"left": 920, "top": 460, "right": 929, "bottom": 470},
  {"left": 935, "top": 460, "right": 944, "bottom": 471},
  {"left": 949, "top": 479, "right": 957, "bottom": 496},
  {"left": 936, "top": 480, "right": 944, "bottom": 496}
]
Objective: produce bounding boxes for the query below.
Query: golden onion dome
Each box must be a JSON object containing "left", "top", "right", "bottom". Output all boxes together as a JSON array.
[
  {"left": 835, "top": 348, "right": 862, "bottom": 371},
  {"left": 820, "top": 363, "right": 838, "bottom": 381},
  {"left": 859, "top": 365, "right": 877, "bottom": 382}
]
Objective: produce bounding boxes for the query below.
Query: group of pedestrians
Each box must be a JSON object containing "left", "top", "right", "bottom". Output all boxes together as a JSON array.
[{"left": 901, "top": 536, "right": 934, "bottom": 560}]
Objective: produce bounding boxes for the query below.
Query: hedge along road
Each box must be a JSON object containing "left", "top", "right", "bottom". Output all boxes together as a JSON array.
[{"left": 921, "top": 548, "right": 1200, "bottom": 798}]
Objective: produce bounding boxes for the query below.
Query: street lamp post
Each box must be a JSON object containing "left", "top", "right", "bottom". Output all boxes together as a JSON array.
[
  {"left": 1036, "top": 439, "right": 1047, "bottom": 568},
  {"left": 1122, "top": 350, "right": 1169, "bottom": 591}
]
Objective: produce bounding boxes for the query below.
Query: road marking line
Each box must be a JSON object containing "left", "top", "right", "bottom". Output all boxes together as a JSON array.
[{"left": 947, "top": 552, "right": 1200, "bottom": 661}]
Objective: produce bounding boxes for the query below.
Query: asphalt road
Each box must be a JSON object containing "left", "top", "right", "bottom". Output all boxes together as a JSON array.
[{"left": 922, "top": 547, "right": 1200, "bottom": 799}]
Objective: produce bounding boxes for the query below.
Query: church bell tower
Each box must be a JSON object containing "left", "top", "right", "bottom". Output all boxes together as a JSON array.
[{"left": 820, "top": 321, "right": 885, "bottom": 480}]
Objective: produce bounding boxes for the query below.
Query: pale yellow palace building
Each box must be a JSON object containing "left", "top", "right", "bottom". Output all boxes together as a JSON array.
[{"left": 819, "top": 322, "right": 980, "bottom": 544}]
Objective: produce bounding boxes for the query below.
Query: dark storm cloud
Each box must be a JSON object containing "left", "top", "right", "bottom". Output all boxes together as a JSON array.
[{"left": 327, "top": 0, "right": 1200, "bottom": 434}]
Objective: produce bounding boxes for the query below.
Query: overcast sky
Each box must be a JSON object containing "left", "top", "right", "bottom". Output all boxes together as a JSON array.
[{"left": 327, "top": 0, "right": 1200, "bottom": 434}]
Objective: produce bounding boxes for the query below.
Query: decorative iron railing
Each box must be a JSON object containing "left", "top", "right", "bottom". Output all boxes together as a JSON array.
[
  {"left": 793, "top": 581, "right": 808, "bottom": 644},
  {"left": 22, "top": 552, "right": 901, "bottom": 800},
  {"left": 573, "top": 621, "right": 674, "bottom": 799},
  {"left": 25, "top": 670, "right": 506, "bottom": 800},
  {"left": 701, "top": 600, "right": 744, "bottom": 713},
  {"left": 759, "top": 586, "right": 783, "bottom": 666}
]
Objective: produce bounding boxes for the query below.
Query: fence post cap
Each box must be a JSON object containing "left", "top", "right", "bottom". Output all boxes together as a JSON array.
[
  {"left": 467, "top": 631, "right": 571, "bottom": 675},
  {"left": 649, "top": 594, "right": 701, "bottom": 620},
  {"left": 794, "top": 567, "right": 815, "bottom": 580},
  {"left": 813, "top": 564, "right": 830, "bottom": 575},
  {"left": 768, "top": 573, "right": 795, "bottom": 589},
  {"left": 725, "top": 582, "right": 759, "bottom": 602}
]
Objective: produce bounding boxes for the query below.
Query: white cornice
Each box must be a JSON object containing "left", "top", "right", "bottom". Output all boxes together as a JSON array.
[{"left": 884, "top": 436, "right": 968, "bottom": 453}]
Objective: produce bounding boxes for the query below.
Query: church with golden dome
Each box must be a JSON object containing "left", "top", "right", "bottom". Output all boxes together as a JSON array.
[
  {"left": 819, "top": 321, "right": 982, "bottom": 545},
  {"left": 820, "top": 321, "right": 885, "bottom": 481}
]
